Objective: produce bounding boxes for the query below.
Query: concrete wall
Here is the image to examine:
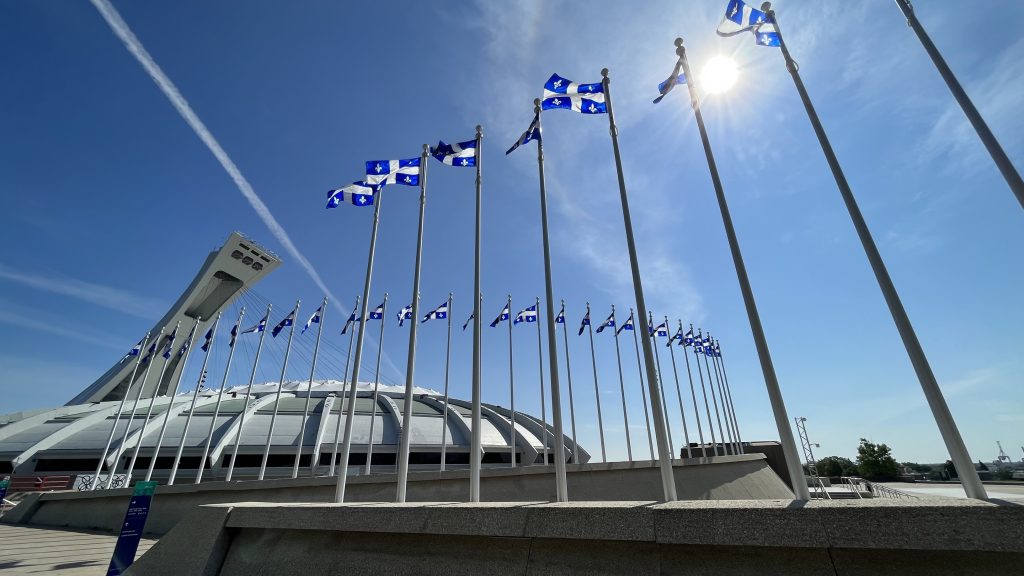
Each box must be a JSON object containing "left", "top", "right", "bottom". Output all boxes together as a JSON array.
[
  {"left": 127, "top": 499, "right": 1024, "bottom": 576},
  {"left": 3, "top": 454, "right": 790, "bottom": 535}
]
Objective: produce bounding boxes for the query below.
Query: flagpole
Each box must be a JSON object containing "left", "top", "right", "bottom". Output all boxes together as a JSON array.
[
  {"left": 365, "top": 293, "right": 389, "bottom": 476},
  {"left": 649, "top": 313, "right": 675, "bottom": 461},
  {"left": 146, "top": 318, "right": 201, "bottom": 482},
  {"left": 439, "top": 293, "right": 453, "bottom": 472},
  {"left": 716, "top": 346, "right": 744, "bottom": 454},
  {"left": 197, "top": 307, "right": 244, "bottom": 484},
  {"left": 611, "top": 306, "right": 632, "bottom": 462},
  {"left": 690, "top": 326, "right": 718, "bottom": 457},
  {"left": 585, "top": 303, "right": 607, "bottom": 462},
  {"left": 602, "top": 68, "right": 676, "bottom": 500},
  {"left": 675, "top": 40, "right": 806, "bottom": 496},
  {"left": 666, "top": 317, "right": 693, "bottom": 459},
  {"left": 678, "top": 321, "right": 705, "bottom": 456},
  {"left": 111, "top": 326, "right": 165, "bottom": 489},
  {"left": 293, "top": 297, "right": 327, "bottom": 479},
  {"left": 335, "top": 187, "right": 385, "bottom": 503},
  {"left": 226, "top": 304, "right": 271, "bottom": 482},
  {"left": 507, "top": 295, "right": 517, "bottom": 468},
  {"left": 894, "top": 0, "right": 1023, "bottom": 210},
  {"left": 560, "top": 300, "right": 578, "bottom": 465},
  {"left": 470, "top": 125, "right": 484, "bottom": 503},
  {"left": 169, "top": 313, "right": 221, "bottom": 485},
  {"left": 711, "top": 342, "right": 741, "bottom": 455},
  {"left": 126, "top": 322, "right": 180, "bottom": 482},
  {"left": 764, "top": 7, "right": 987, "bottom": 499},
  {"left": 91, "top": 332, "right": 150, "bottom": 490},
  {"left": 329, "top": 296, "right": 359, "bottom": 477},
  {"left": 258, "top": 300, "right": 300, "bottom": 481},
  {"left": 396, "top": 145, "right": 430, "bottom": 502},
  {"left": 533, "top": 297, "right": 551, "bottom": 467},
  {"left": 628, "top": 310, "right": 654, "bottom": 460},
  {"left": 702, "top": 338, "right": 732, "bottom": 455}
]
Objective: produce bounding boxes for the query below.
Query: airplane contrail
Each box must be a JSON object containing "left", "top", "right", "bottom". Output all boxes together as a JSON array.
[{"left": 89, "top": 0, "right": 342, "bottom": 314}]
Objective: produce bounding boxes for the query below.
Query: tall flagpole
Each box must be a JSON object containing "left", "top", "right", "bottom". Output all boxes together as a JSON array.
[
  {"left": 678, "top": 321, "right": 705, "bottom": 455},
  {"left": 169, "top": 313, "right": 221, "bottom": 485},
  {"left": 711, "top": 342, "right": 741, "bottom": 455},
  {"left": 585, "top": 303, "right": 607, "bottom": 462},
  {"left": 439, "top": 293, "right": 453, "bottom": 472},
  {"left": 716, "top": 345, "right": 744, "bottom": 454},
  {"left": 259, "top": 300, "right": 300, "bottom": 481},
  {"left": 91, "top": 332, "right": 150, "bottom": 490},
  {"left": 112, "top": 326, "right": 165, "bottom": 488},
  {"left": 506, "top": 295, "right": 517, "bottom": 468},
  {"left": 396, "top": 145, "right": 430, "bottom": 502},
  {"left": 226, "top": 304, "right": 271, "bottom": 482},
  {"left": 690, "top": 325, "right": 718, "bottom": 456},
  {"left": 146, "top": 318, "right": 201, "bottom": 482},
  {"left": 764, "top": 7, "right": 987, "bottom": 499},
  {"left": 708, "top": 342, "right": 737, "bottom": 455},
  {"left": 293, "top": 297, "right": 327, "bottom": 479},
  {"left": 470, "top": 125, "right": 484, "bottom": 502},
  {"left": 894, "top": 0, "right": 1023, "bottom": 210},
  {"left": 610, "top": 306, "right": 633, "bottom": 462},
  {"left": 365, "top": 294, "right": 389, "bottom": 476},
  {"left": 335, "top": 187, "right": 385, "bottom": 502},
  {"left": 629, "top": 309, "right": 655, "bottom": 459},
  {"left": 126, "top": 322, "right": 179, "bottom": 482},
  {"left": 649, "top": 313, "right": 675, "bottom": 461},
  {"left": 675, "top": 40, "right": 807, "bottom": 497},
  {"left": 533, "top": 297, "right": 550, "bottom": 467},
  {"left": 602, "top": 68, "right": 676, "bottom": 500},
  {"left": 560, "top": 300, "right": 579, "bottom": 465},
  {"left": 666, "top": 318, "right": 693, "bottom": 459},
  {"left": 699, "top": 337, "right": 730, "bottom": 456},
  {"left": 196, "top": 307, "right": 244, "bottom": 484},
  {"left": 329, "top": 296, "right": 359, "bottom": 477}
]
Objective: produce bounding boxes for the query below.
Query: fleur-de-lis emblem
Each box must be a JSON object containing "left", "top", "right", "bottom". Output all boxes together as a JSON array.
[
  {"left": 404, "top": 176, "right": 411, "bottom": 183},
  {"left": 553, "top": 98, "right": 561, "bottom": 106},
  {"left": 553, "top": 79, "right": 563, "bottom": 89},
  {"left": 460, "top": 158, "right": 468, "bottom": 166},
  {"left": 588, "top": 103, "right": 597, "bottom": 113},
  {"left": 375, "top": 163, "right": 383, "bottom": 173}
]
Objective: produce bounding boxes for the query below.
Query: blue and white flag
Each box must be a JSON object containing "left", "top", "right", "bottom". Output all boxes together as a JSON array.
[
  {"left": 717, "top": 0, "right": 779, "bottom": 47},
  {"left": 555, "top": 305, "right": 565, "bottom": 324},
  {"left": 397, "top": 304, "right": 413, "bottom": 327},
  {"left": 142, "top": 340, "right": 157, "bottom": 364},
  {"left": 229, "top": 321, "right": 240, "bottom": 348},
  {"left": 122, "top": 338, "right": 144, "bottom": 363},
  {"left": 713, "top": 341, "right": 723, "bottom": 358},
  {"left": 422, "top": 300, "right": 449, "bottom": 323},
  {"left": 463, "top": 312, "right": 474, "bottom": 331},
  {"left": 578, "top": 309, "right": 591, "bottom": 336},
  {"left": 200, "top": 328, "right": 214, "bottom": 352},
  {"left": 272, "top": 310, "right": 295, "bottom": 338},
  {"left": 514, "top": 304, "right": 537, "bottom": 325},
  {"left": 653, "top": 61, "right": 687, "bottom": 104},
  {"left": 506, "top": 113, "right": 541, "bottom": 155},
  {"left": 340, "top": 311, "right": 357, "bottom": 335},
  {"left": 177, "top": 337, "right": 191, "bottom": 358},
  {"left": 683, "top": 328, "right": 695, "bottom": 347},
  {"left": 365, "top": 158, "right": 420, "bottom": 186},
  {"left": 541, "top": 73, "right": 607, "bottom": 114},
  {"left": 327, "top": 181, "right": 379, "bottom": 208},
  {"left": 694, "top": 331, "right": 706, "bottom": 354},
  {"left": 161, "top": 329, "right": 177, "bottom": 359},
  {"left": 302, "top": 305, "right": 323, "bottom": 335},
  {"left": 490, "top": 303, "right": 510, "bottom": 327},
  {"left": 368, "top": 302, "right": 385, "bottom": 321},
  {"left": 649, "top": 321, "right": 669, "bottom": 338},
  {"left": 431, "top": 140, "right": 477, "bottom": 167},
  {"left": 242, "top": 315, "right": 267, "bottom": 335},
  {"left": 669, "top": 326, "right": 683, "bottom": 347},
  {"left": 616, "top": 313, "right": 635, "bottom": 335},
  {"left": 595, "top": 312, "right": 615, "bottom": 334}
]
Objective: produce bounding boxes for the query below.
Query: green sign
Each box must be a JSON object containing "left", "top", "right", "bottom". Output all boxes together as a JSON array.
[{"left": 107, "top": 481, "right": 158, "bottom": 575}]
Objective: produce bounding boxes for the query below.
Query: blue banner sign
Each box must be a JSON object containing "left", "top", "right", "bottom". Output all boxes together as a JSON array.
[
  {"left": 106, "top": 481, "right": 157, "bottom": 576},
  {"left": 0, "top": 478, "right": 9, "bottom": 508}
]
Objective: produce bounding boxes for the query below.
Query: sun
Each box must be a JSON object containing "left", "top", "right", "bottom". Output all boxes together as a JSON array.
[{"left": 700, "top": 56, "right": 739, "bottom": 94}]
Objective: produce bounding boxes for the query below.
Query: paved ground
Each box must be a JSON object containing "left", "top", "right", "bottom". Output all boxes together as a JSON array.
[
  {"left": 0, "top": 524, "right": 156, "bottom": 575},
  {"left": 882, "top": 482, "right": 1024, "bottom": 502}
]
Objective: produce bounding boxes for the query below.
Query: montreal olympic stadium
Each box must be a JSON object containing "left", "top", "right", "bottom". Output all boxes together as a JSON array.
[{"left": 0, "top": 232, "right": 588, "bottom": 483}]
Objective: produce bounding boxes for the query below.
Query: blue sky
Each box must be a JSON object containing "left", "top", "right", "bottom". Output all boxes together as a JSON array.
[{"left": 1, "top": 0, "right": 1021, "bottom": 464}]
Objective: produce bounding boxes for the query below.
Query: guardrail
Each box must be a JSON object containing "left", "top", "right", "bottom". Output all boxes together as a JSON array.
[{"left": 840, "top": 476, "right": 918, "bottom": 500}]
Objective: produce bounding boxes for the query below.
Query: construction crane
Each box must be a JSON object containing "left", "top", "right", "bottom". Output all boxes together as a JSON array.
[{"left": 996, "top": 441, "right": 1011, "bottom": 464}]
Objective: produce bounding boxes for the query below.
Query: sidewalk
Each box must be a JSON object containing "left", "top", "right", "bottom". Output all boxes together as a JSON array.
[{"left": 0, "top": 523, "right": 156, "bottom": 575}]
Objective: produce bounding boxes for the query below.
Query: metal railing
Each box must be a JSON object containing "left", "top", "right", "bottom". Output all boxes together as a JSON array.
[{"left": 840, "top": 476, "right": 918, "bottom": 500}]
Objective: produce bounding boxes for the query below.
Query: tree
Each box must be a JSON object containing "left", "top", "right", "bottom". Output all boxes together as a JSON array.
[
  {"left": 856, "top": 438, "right": 900, "bottom": 481},
  {"left": 943, "top": 459, "right": 958, "bottom": 479},
  {"left": 817, "top": 456, "right": 857, "bottom": 477},
  {"left": 901, "top": 462, "right": 932, "bottom": 473}
]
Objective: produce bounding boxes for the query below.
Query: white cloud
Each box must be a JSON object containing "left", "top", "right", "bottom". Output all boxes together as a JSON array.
[
  {"left": 0, "top": 263, "right": 162, "bottom": 319},
  {"left": 0, "top": 304, "right": 126, "bottom": 351}
]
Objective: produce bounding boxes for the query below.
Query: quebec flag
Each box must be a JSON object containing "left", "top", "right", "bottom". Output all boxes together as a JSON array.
[
  {"left": 649, "top": 321, "right": 669, "bottom": 338},
  {"left": 716, "top": 0, "right": 780, "bottom": 47},
  {"left": 683, "top": 328, "right": 695, "bottom": 346},
  {"left": 302, "top": 305, "right": 323, "bottom": 335},
  {"left": 616, "top": 313, "right": 635, "bottom": 335},
  {"left": 578, "top": 310, "right": 591, "bottom": 336},
  {"left": 506, "top": 113, "right": 540, "bottom": 155},
  {"left": 513, "top": 304, "right": 538, "bottom": 325},
  {"left": 555, "top": 306, "right": 565, "bottom": 324},
  {"left": 365, "top": 158, "right": 420, "bottom": 186},
  {"left": 397, "top": 304, "right": 413, "bottom": 327},
  {"left": 431, "top": 140, "right": 477, "bottom": 167},
  {"left": 327, "top": 182, "right": 378, "bottom": 208},
  {"left": 422, "top": 300, "right": 449, "bottom": 323},
  {"left": 200, "top": 328, "right": 214, "bottom": 352},
  {"left": 653, "top": 61, "right": 686, "bottom": 104},
  {"left": 368, "top": 302, "right": 385, "bottom": 321},
  {"left": 541, "top": 73, "right": 606, "bottom": 114},
  {"left": 242, "top": 315, "right": 267, "bottom": 334},
  {"left": 595, "top": 312, "right": 615, "bottom": 334},
  {"left": 272, "top": 310, "right": 295, "bottom": 338},
  {"left": 490, "top": 304, "right": 510, "bottom": 327}
]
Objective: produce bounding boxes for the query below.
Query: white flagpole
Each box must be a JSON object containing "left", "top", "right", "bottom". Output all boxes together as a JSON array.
[
  {"left": 602, "top": 68, "right": 676, "bottom": 500},
  {"left": 678, "top": 321, "right": 706, "bottom": 455},
  {"left": 705, "top": 340, "right": 734, "bottom": 456},
  {"left": 585, "top": 303, "right": 607, "bottom": 462},
  {"left": 439, "top": 293, "right": 453, "bottom": 472},
  {"left": 709, "top": 341, "right": 739, "bottom": 456},
  {"left": 328, "top": 296, "right": 359, "bottom": 477},
  {"left": 610, "top": 306, "right": 632, "bottom": 462},
  {"left": 396, "top": 145, "right": 429, "bottom": 502},
  {"left": 259, "top": 300, "right": 301, "bottom": 480},
  {"left": 690, "top": 325, "right": 717, "bottom": 456},
  {"left": 665, "top": 317, "right": 693, "bottom": 459},
  {"left": 365, "top": 293, "right": 389, "bottom": 476},
  {"left": 293, "top": 297, "right": 328, "bottom": 479},
  {"left": 91, "top": 332, "right": 150, "bottom": 490},
  {"left": 335, "top": 186, "right": 385, "bottom": 503},
  {"left": 506, "top": 295, "right": 517, "bottom": 468},
  {"left": 716, "top": 345, "right": 744, "bottom": 454},
  {"left": 226, "top": 303, "right": 271, "bottom": 482},
  {"left": 533, "top": 297, "right": 550, "bottom": 467},
  {"left": 470, "top": 125, "right": 484, "bottom": 502},
  {"left": 146, "top": 318, "right": 201, "bottom": 482},
  {"left": 196, "top": 307, "right": 244, "bottom": 484},
  {"left": 629, "top": 310, "right": 655, "bottom": 460},
  {"left": 108, "top": 326, "right": 165, "bottom": 489},
  {"left": 698, "top": 337, "right": 728, "bottom": 456},
  {"left": 126, "top": 322, "right": 180, "bottom": 482},
  {"left": 169, "top": 313, "right": 221, "bottom": 485},
  {"left": 649, "top": 313, "right": 675, "bottom": 461},
  {"left": 560, "top": 300, "right": 578, "bottom": 465}
]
